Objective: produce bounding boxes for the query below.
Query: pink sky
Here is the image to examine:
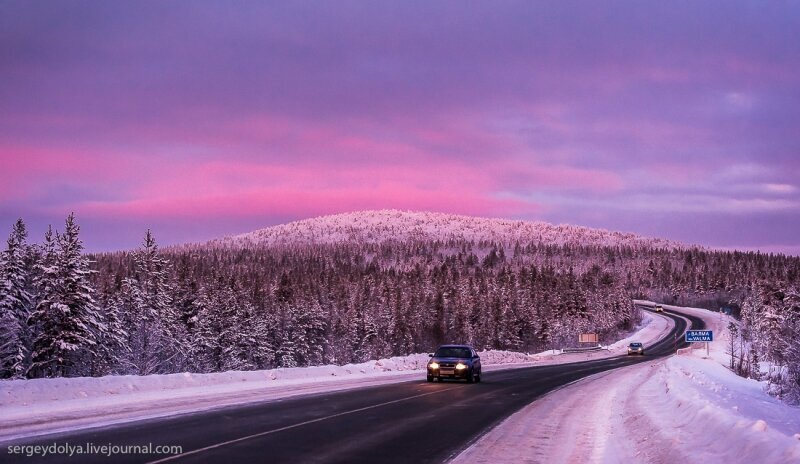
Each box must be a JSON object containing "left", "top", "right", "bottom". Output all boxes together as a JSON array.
[{"left": 1, "top": 2, "right": 798, "bottom": 252}]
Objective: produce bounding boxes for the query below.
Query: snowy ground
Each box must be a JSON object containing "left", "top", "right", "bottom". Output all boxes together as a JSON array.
[
  {"left": 0, "top": 312, "right": 667, "bottom": 444},
  {"left": 452, "top": 303, "right": 800, "bottom": 464}
]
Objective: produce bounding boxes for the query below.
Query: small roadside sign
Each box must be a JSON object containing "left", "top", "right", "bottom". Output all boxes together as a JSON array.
[{"left": 685, "top": 330, "right": 713, "bottom": 342}]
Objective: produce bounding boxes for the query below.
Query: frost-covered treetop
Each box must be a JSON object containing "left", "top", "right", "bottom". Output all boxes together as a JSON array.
[{"left": 194, "top": 210, "right": 689, "bottom": 250}]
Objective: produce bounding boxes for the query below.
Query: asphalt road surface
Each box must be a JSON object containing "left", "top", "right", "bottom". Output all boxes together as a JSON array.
[{"left": 4, "top": 307, "right": 704, "bottom": 464}]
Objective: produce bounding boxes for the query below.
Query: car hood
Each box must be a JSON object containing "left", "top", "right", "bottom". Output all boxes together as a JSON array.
[{"left": 430, "top": 357, "right": 471, "bottom": 363}]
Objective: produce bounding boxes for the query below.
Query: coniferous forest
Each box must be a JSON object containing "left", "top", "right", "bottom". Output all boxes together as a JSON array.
[{"left": 1, "top": 213, "right": 798, "bottom": 401}]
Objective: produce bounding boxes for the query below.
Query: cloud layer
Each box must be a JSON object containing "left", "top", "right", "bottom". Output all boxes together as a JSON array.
[{"left": 1, "top": 2, "right": 798, "bottom": 252}]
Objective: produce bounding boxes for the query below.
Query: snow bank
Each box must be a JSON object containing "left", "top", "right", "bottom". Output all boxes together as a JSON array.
[
  {"left": 635, "top": 354, "right": 800, "bottom": 462},
  {"left": 1, "top": 356, "right": 427, "bottom": 408},
  {"left": 453, "top": 366, "right": 644, "bottom": 464},
  {"left": 645, "top": 303, "right": 800, "bottom": 461},
  {"left": 0, "top": 351, "right": 536, "bottom": 408}
]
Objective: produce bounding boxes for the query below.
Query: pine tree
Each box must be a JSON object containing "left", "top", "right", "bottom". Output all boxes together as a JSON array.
[{"left": 0, "top": 219, "right": 33, "bottom": 378}]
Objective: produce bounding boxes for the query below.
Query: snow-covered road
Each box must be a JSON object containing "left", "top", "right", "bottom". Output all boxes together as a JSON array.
[{"left": 452, "top": 304, "right": 800, "bottom": 464}]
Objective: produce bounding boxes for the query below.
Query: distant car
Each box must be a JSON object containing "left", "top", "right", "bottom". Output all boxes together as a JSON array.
[
  {"left": 654, "top": 304, "right": 664, "bottom": 312},
  {"left": 427, "top": 345, "right": 482, "bottom": 383},
  {"left": 627, "top": 342, "right": 645, "bottom": 355}
]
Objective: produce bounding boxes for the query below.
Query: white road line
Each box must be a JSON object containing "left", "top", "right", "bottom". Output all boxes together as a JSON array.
[{"left": 146, "top": 386, "right": 459, "bottom": 463}]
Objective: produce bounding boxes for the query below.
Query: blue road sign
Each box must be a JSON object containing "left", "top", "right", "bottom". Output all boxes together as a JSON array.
[{"left": 685, "top": 330, "right": 713, "bottom": 342}]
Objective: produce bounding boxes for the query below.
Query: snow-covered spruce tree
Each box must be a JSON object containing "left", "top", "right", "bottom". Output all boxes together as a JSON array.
[
  {"left": 221, "top": 298, "right": 260, "bottom": 372},
  {"left": 185, "top": 284, "right": 217, "bottom": 373},
  {"left": 347, "top": 285, "right": 378, "bottom": 363},
  {"left": 190, "top": 279, "right": 267, "bottom": 372},
  {"left": 28, "top": 215, "right": 104, "bottom": 378},
  {"left": 783, "top": 285, "right": 800, "bottom": 404},
  {"left": 738, "top": 287, "right": 760, "bottom": 377},
  {"left": 388, "top": 288, "right": 416, "bottom": 355},
  {"left": 92, "top": 294, "right": 130, "bottom": 376},
  {"left": 737, "top": 281, "right": 797, "bottom": 393},
  {"left": 449, "top": 279, "right": 469, "bottom": 341},
  {"left": 726, "top": 321, "right": 740, "bottom": 371},
  {"left": 213, "top": 283, "right": 259, "bottom": 372},
  {"left": 26, "top": 226, "right": 58, "bottom": 378},
  {"left": 0, "top": 219, "right": 33, "bottom": 379},
  {"left": 756, "top": 283, "right": 788, "bottom": 390},
  {"left": 274, "top": 273, "right": 299, "bottom": 368},
  {"left": 288, "top": 297, "right": 327, "bottom": 366},
  {"left": 250, "top": 305, "right": 277, "bottom": 369},
  {"left": 121, "top": 230, "right": 186, "bottom": 375}
]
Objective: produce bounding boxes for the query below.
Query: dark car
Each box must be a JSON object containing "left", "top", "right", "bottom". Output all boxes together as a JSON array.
[
  {"left": 627, "top": 342, "right": 645, "bottom": 355},
  {"left": 654, "top": 304, "right": 664, "bottom": 312},
  {"left": 427, "top": 345, "right": 482, "bottom": 383}
]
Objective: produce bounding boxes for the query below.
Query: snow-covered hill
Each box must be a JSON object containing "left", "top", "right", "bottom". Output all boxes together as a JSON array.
[{"left": 196, "top": 210, "right": 687, "bottom": 250}]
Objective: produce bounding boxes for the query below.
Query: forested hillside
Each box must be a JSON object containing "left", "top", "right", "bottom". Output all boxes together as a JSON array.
[
  {"left": 205, "top": 210, "right": 685, "bottom": 251},
  {"left": 1, "top": 211, "right": 798, "bottom": 401}
]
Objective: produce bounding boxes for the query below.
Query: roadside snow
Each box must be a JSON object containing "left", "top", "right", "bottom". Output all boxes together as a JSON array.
[
  {"left": 451, "top": 365, "right": 645, "bottom": 464},
  {"left": 0, "top": 313, "right": 666, "bottom": 444},
  {"left": 452, "top": 303, "right": 800, "bottom": 464}
]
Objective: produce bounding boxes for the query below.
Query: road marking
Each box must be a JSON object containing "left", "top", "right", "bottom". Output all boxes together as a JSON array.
[{"left": 146, "top": 386, "right": 459, "bottom": 463}]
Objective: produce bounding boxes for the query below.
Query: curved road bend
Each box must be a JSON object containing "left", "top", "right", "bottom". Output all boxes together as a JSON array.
[{"left": 4, "top": 308, "right": 705, "bottom": 464}]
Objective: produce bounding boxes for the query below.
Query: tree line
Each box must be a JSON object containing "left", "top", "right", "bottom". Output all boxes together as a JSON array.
[
  {"left": 1, "top": 215, "right": 798, "bottom": 404},
  {"left": 726, "top": 282, "right": 800, "bottom": 403}
]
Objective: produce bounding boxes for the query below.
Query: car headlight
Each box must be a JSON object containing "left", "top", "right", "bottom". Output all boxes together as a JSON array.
[
  {"left": 455, "top": 363, "right": 467, "bottom": 370},
  {"left": 429, "top": 362, "right": 439, "bottom": 369}
]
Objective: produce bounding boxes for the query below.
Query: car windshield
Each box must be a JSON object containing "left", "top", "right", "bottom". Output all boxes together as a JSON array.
[
  {"left": 434, "top": 347, "right": 471, "bottom": 358},
  {"left": 629, "top": 343, "right": 642, "bottom": 347}
]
